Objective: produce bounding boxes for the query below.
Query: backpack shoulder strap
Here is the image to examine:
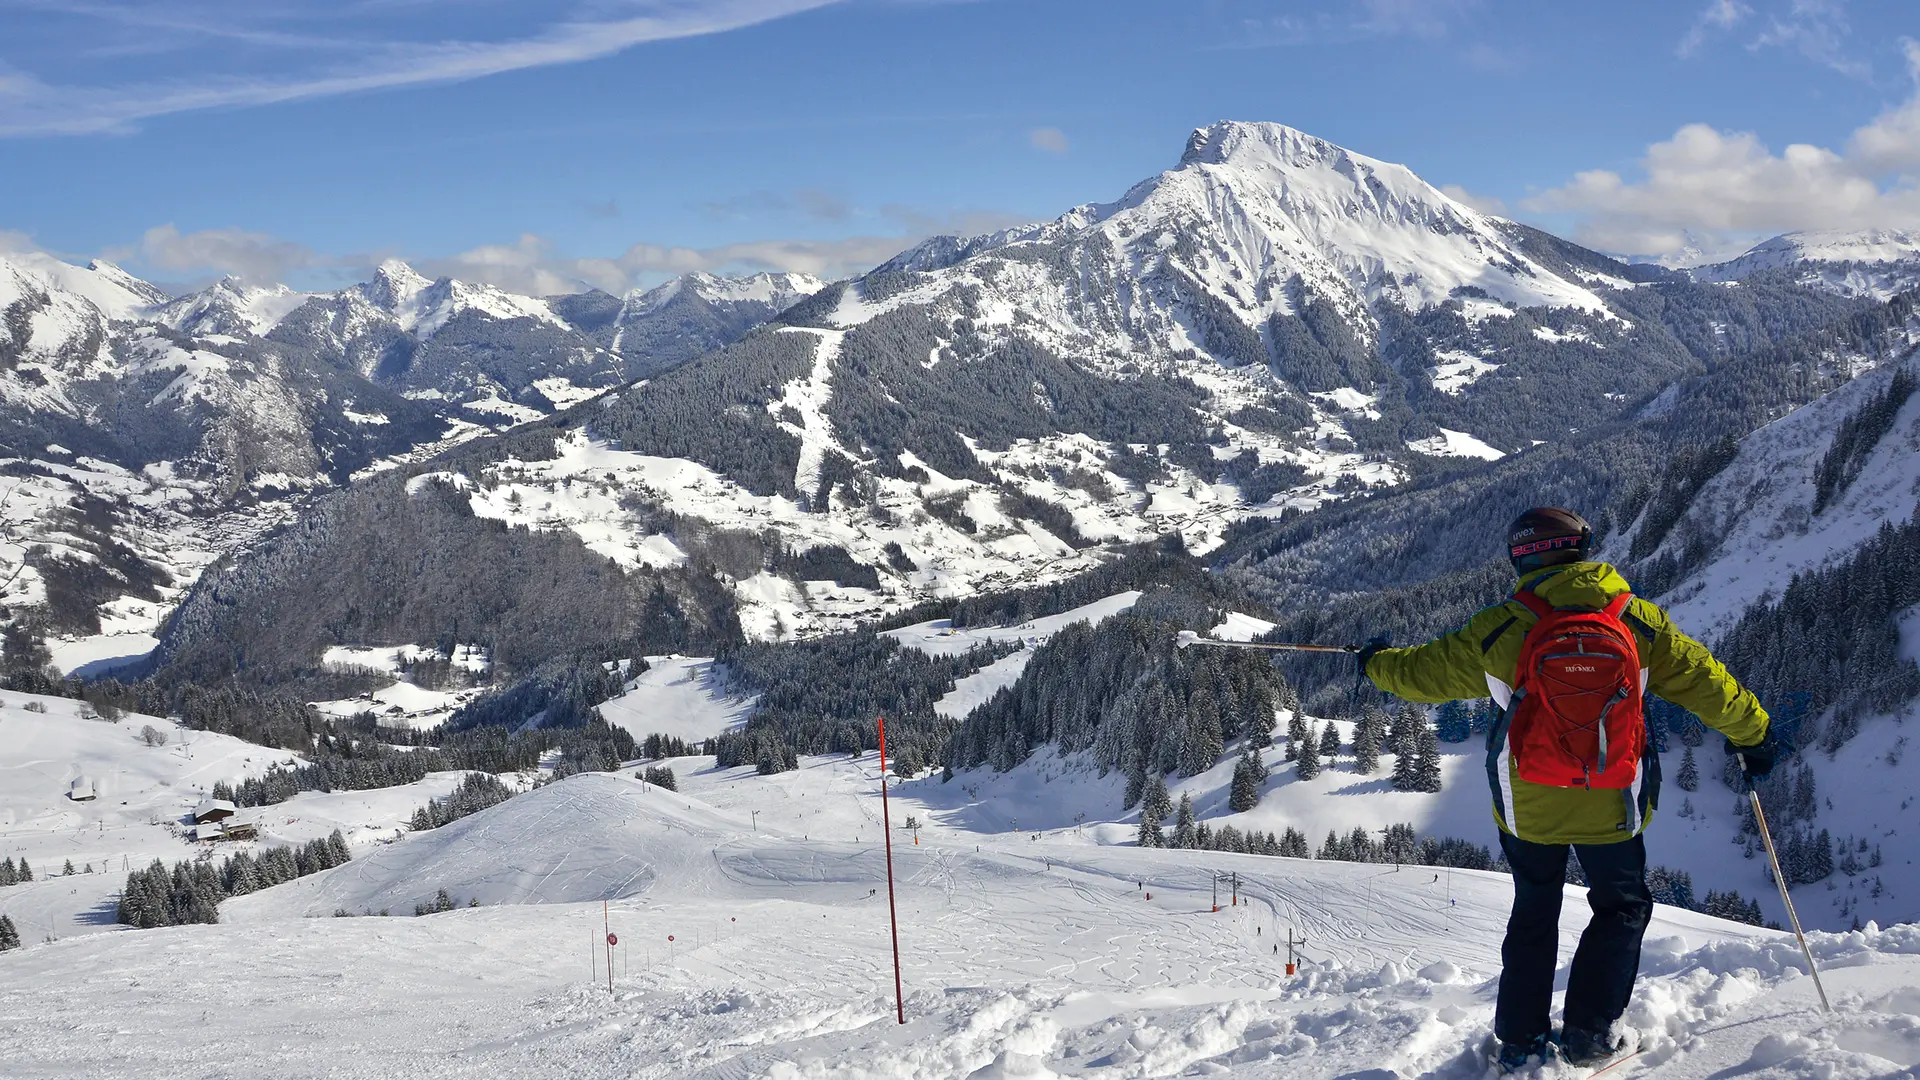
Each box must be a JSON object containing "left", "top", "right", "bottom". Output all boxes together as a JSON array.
[
  {"left": 1602, "top": 592, "right": 1633, "bottom": 620},
  {"left": 1512, "top": 590, "right": 1554, "bottom": 620}
]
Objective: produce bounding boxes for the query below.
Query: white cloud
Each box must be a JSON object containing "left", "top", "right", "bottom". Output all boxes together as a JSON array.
[
  {"left": 419, "top": 234, "right": 626, "bottom": 296},
  {"left": 1848, "top": 40, "right": 1920, "bottom": 172},
  {"left": 1524, "top": 51, "right": 1920, "bottom": 260},
  {"left": 1027, "top": 127, "right": 1070, "bottom": 154},
  {"left": 1677, "top": 0, "right": 1751, "bottom": 57},
  {"left": 0, "top": 1, "right": 841, "bottom": 137},
  {"left": 113, "top": 224, "right": 325, "bottom": 283},
  {"left": 1750, "top": 0, "right": 1868, "bottom": 79}
]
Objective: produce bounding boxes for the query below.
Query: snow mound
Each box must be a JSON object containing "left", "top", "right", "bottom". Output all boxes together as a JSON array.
[{"left": 226, "top": 772, "right": 774, "bottom": 918}]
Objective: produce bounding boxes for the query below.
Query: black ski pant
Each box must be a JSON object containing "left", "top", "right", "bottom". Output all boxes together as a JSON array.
[{"left": 1494, "top": 831, "right": 1653, "bottom": 1044}]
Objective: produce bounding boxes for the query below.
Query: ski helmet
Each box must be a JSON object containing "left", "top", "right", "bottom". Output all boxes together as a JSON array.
[{"left": 1506, "top": 507, "right": 1592, "bottom": 572}]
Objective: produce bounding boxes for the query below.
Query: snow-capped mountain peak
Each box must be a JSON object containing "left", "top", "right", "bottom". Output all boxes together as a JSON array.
[
  {"left": 153, "top": 276, "right": 312, "bottom": 337},
  {"left": 837, "top": 119, "right": 1619, "bottom": 373},
  {"left": 1694, "top": 227, "right": 1920, "bottom": 299},
  {"left": 357, "top": 259, "right": 434, "bottom": 312}
]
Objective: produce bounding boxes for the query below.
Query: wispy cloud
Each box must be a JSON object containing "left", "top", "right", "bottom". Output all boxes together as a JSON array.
[
  {"left": 1525, "top": 39, "right": 1920, "bottom": 261},
  {"left": 1027, "top": 127, "right": 1069, "bottom": 154},
  {"left": 103, "top": 223, "right": 330, "bottom": 283},
  {"left": 1228, "top": 0, "right": 1477, "bottom": 48},
  {"left": 80, "top": 200, "right": 1034, "bottom": 295},
  {"left": 0, "top": 1, "right": 842, "bottom": 137},
  {"left": 1750, "top": 0, "right": 1869, "bottom": 79},
  {"left": 1677, "top": 0, "right": 1751, "bottom": 58}
]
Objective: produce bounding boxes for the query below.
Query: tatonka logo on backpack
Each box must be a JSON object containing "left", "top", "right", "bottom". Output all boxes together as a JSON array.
[{"left": 1505, "top": 589, "right": 1647, "bottom": 790}]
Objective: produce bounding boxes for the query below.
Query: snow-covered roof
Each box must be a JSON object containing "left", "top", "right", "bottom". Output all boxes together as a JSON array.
[{"left": 193, "top": 798, "right": 237, "bottom": 820}]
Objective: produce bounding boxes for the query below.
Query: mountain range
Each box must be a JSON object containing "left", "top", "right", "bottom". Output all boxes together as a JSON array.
[{"left": 3, "top": 120, "right": 1917, "bottom": 701}]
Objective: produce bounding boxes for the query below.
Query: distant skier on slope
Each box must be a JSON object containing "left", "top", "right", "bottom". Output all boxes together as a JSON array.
[{"left": 1356, "top": 507, "right": 1777, "bottom": 1073}]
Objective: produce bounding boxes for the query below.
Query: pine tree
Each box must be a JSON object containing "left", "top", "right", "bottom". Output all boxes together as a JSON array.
[
  {"left": 1318, "top": 722, "right": 1341, "bottom": 762},
  {"left": 62, "top": 859, "right": 75, "bottom": 877},
  {"left": 1435, "top": 700, "right": 1471, "bottom": 743},
  {"left": 1411, "top": 721, "right": 1443, "bottom": 793},
  {"left": 1391, "top": 727, "right": 1421, "bottom": 792},
  {"left": 1183, "top": 684, "right": 1224, "bottom": 776},
  {"left": 1229, "top": 752, "right": 1261, "bottom": 812},
  {"left": 1352, "top": 711, "right": 1380, "bottom": 775},
  {"left": 1173, "top": 793, "right": 1198, "bottom": 849},
  {"left": 1143, "top": 774, "right": 1172, "bottom": 826},
  {"left": 1137, "top": 803, "right": 1164, "bottom": 848},
  {"left": 0, "top": 914, "right": 18, "bottom": 951},
  {"left": 1388, "top": 704, "right": 1416, "bottom": 759},
  {"left": 1677, "top": 746, "right": 1699, "bottom": 792},
  {"left": 1791, "top": 765, "right": 1816, "bottom": 823},
  {"left": 17, "top": 858, "right": 30, "bottom": 882},
  {"left": 1286, "top": 711, "right": 1310, "bottom": 762},
  {"left": 1296, "top": 724, "right": 1322, "bottom": 780}
]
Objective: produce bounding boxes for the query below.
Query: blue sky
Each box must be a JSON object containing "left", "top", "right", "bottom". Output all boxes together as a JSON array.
[{"left": 2, "top": 0, "right": 1918, "bottom": 293}]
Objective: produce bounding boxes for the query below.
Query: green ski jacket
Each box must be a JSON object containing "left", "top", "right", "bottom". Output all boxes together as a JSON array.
[{"left": 1364, "top": 561, "right": 1770, "bottom": 846}]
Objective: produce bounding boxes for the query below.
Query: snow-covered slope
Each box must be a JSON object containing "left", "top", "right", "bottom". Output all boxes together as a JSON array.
[
  {"left": 0, "top": 690, "right": 299, "bottom": 940},
  {"left": 1626, "top": 352, "right": 1920, "bottom": 643},
  {"left": 595, "top": 656, "right": 756, "bottom": 743},
  {"left": 0, "top": 254, "right": 821, "bottom": 667},
  {"left": 1695, "top": 228, "right": 1920, "bottom": 299},
  {"left": 4, "top": 747, "right": 1915, "bottom": 1078},
  {"left": 150, "top": 277, "right": 313, "bottom": 337}
]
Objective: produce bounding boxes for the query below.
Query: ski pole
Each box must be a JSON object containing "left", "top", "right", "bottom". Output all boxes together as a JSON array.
[
  {"left": 1745, "top": 763, "right": 1831, "bottom": 1012},
  {"left": 1175, "top": 630, "right": 1359, "bottom": 654}
]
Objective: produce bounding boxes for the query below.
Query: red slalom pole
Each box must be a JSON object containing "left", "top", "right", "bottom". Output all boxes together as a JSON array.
[{"left": 877, "top": 715, "right": 906, "bottom": 1024}]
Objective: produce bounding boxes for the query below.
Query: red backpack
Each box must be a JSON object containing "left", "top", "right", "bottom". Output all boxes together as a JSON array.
[{"left": 1507, "top": 588, "right": 1647, "bottom": 789}]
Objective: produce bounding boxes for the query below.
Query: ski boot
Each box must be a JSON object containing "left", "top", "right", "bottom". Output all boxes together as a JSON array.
[
  {"left": 1557, "top": 1025, "right": 1624, "bottom": 1068},
  {"left": 1495, "top": 1033, "right": 1551, "bottom": 1074}
]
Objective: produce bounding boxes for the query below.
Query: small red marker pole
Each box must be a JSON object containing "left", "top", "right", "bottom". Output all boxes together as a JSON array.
[
  {"left": 603, "top": 901, "right": 612, "bottom": 992},
  {"left": 877, "top": 715, "right": 906, "bottom": 1025}
]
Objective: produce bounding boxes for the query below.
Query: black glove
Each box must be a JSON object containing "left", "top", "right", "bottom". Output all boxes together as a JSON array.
[
  {"left": 1355, "top": 636, "right": 1390, "bottom": 685},
  {"left": 1727, "top": 736, "right": 1777, "bottom": 784}
]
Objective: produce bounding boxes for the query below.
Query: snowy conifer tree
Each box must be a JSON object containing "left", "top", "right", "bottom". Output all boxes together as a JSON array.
[
  {"left": 1173, "top": 793, "right": 1198, "bottom": 849},
  {"left": 0, "top": 914, "right": 18, "bottom": 951},
  {"left": 1296, "top": 724, "right": 1322, "bottom": 780},
  {"left": 1137, "top": 804, "right": 1164, "bottom": 848},
  {"left": 1410, "top": 721, "right": 1443, "bottom": 793},
  {"left": 1352, "top": 711, "right": 1380, "bottom": 775},
  {"left": 1229, "top": 750, "right": 1260, "bottom": 812},
  {"left": 1143, "top": 774, "right": 1172, "bottom": 826},
  {"left": 1391, "top": 728, "right": 1421, "bottom": 792},
  {"left": 1286, "top": 711, "right": 1309, "bottom": 762},
  {"left": 1318, "top": 722, "right": 1341, "bottom": 762},
  {"left": 1677, "top": 746, "right": 1699, "bottom": 792}
]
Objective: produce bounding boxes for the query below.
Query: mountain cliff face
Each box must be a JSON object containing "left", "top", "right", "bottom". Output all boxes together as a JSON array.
[{"left": 140, "top": 122, "right": 1881, "bottom": 688}]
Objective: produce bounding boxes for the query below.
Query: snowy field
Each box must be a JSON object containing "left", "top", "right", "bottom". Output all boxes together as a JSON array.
[
  {"left": 597, "top": 656, "right": 757, "bottom": 743},
  {"left": 2, "top": 763, "right": 1917, "bottom": 1079},
  {"left": 2, "top": 687, "right": 1918, "bottom": 1077}
]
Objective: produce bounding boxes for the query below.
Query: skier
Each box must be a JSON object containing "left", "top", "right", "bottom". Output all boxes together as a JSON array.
[{"left": 1357, "top": 507, "right": 1776, "bottom": 1072}]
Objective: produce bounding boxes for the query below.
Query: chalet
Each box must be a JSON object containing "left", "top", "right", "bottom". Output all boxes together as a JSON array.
[
  {"left": 191, "top": 819, "right": 258, "bottom": 842},
  {"left": 192, "top": 798, "right": 237, "bottom": 825},
  {"left": 68, "top": 776, "right": 97, "bottom": 801}
]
